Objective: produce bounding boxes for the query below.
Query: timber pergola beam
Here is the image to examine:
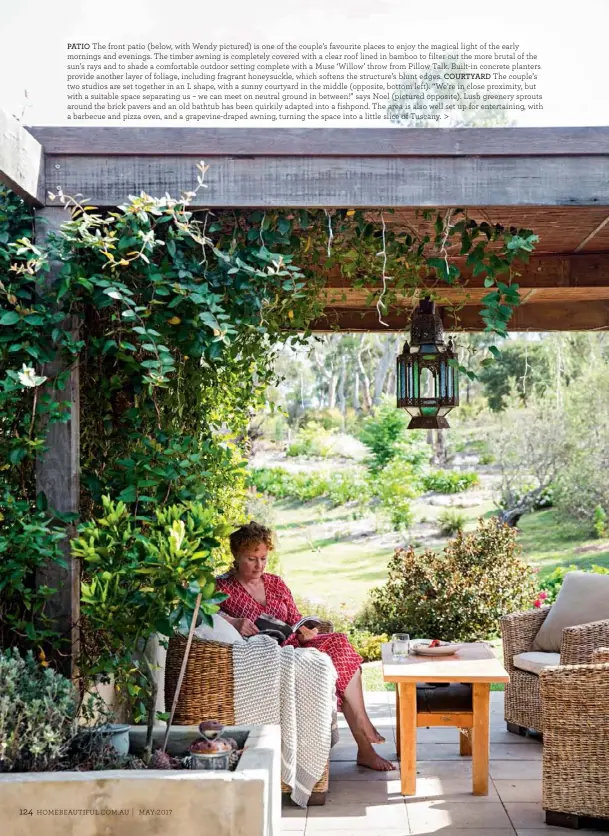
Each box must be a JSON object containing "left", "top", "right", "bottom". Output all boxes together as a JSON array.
[
  {"left": 0, "top": 109, "right": 45, "bottom": 205},
  {"left": 24, "top": 125, "right": 609, "bottom": 208},
  {"left": 312, "top": 301, "right": 609, "bottom": 332}
]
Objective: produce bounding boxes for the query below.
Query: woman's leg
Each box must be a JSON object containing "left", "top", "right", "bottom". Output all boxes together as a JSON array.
[
  {"left": 342, "top": 669, "right": 394, "bottom": 771},
  {"left": 343, "top": 668, "right": 386, "bottom": 742}
]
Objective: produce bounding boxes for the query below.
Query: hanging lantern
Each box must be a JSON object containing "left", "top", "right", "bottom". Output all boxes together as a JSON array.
[{"left": 396, "top": 298, "right": 459, "bottom": 429}]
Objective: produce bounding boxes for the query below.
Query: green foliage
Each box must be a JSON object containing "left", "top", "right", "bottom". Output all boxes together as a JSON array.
[
  {"left": 0, "top": 647, "right": 78, "bottom": 772},
  {"left": 248, "top": 466, "right": 369, "bottom": 508},
  {"left": 360, "top": 517, "right": 537, "bottom": 640},
  {"left": 423, "top": 469, "right": 480, "bottom": 494},
  {"left": 370, "top": 459, "right": 421, "bottom": 530},
  {"left": 593, "top": 506, "right": 607, "bottom": 539},
  {"left": 478, "top": 342, "right": 550, "bottom": 411},
  {"left": 287, "top": 422, "right": 337, "bottom": 458},
  {"left": 0, "top": 496, "right": 70, "bottom": 651},
  {"left": 538, "top": 564, "right": 609, "bottom": 606},
  {"left": 553, "top": 366, "right": 609, "bottom": 525},
  {"left": 0, "top": 182, "right": 538, "bottom": 663},
  {"left": 438, "top": 509, "right": 467, "bottom": 537},
  {"left": 359, "top": 401, "right": 429, "bottom": 473},
  {"left": 349, "top": 630, "right": 389, "bottom": 662},
  {"left": 75, "top": 496, "right": 228, "bottom": 730}
]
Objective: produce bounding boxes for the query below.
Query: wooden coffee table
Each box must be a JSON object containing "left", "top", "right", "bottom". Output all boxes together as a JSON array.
[{"left": 381, "top": 642, "right": 509, "bottom": 796}]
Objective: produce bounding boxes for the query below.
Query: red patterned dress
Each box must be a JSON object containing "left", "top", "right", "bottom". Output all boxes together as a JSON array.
[{"left": 216, "top": 572, "right": 362, "bottom": 709}]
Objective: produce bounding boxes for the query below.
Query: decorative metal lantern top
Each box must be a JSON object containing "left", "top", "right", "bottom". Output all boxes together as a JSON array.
[{"left": 396, "top": 298, "right": 459, "bottom": 429}]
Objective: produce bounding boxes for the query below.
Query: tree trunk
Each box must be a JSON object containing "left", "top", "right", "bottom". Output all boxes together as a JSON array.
[
  {"left": 328, "top": 371, "right": 338, "bottom": 409},
  {"left": 353, "top": 371, "right": 360, "bottom": 411},
  {"left": 373, "top": 336, "right": 397, "bottom": 404},
  {"left": 356, "top": 336, "right": 373, "bottom": 412},
  {"left": 338, "top": 355, "right": 347, "bottom": 429}
]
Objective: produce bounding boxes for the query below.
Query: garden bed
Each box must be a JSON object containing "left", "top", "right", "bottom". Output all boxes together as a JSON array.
[{"left": 0, "top": 724, "right": 280, "bottom": 836}]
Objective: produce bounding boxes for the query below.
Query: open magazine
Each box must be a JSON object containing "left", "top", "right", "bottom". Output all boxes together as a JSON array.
[{"left": 255, "top": 614, "right": 323, "bottom": 643}]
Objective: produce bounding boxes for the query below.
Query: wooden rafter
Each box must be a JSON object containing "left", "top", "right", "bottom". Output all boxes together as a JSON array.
[
  {"left": 312, "top": 301, "right": 609, "bottom": 333},
  {"left": 0, "top": 110, "right": 45, "bottom": 205}
]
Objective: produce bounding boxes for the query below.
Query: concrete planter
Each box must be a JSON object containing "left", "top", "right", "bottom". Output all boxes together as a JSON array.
[{"left": 0, "top": 724, "right": 280, "bottom": 836}]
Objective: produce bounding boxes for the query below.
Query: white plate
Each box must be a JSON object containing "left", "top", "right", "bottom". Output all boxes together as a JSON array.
[{"left": 412, "top": 641, "right": 462, "bottom": 656}]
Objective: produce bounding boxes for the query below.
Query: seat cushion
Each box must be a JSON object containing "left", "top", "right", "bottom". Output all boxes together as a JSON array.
[
  {"left": 532, "top": 570, "right": 609, "bottom": 652},
  {"left": 192, "top": 613, "right": 245, "bottom": 645},
  {"left": 513, "top": 651, "right": 561, "bottom": 676}
]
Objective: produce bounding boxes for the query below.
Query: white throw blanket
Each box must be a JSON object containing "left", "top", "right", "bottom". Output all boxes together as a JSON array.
[{"left": 232, "top": 635, "right": 339, "bottom": 807}]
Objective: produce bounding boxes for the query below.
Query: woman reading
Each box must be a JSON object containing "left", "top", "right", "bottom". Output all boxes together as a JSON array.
[{"left": 217, "top": 521, "right": 394, "bottom": 771}]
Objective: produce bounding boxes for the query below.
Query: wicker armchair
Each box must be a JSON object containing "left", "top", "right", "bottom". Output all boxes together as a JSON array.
[
  {"left": 539, "top": 647, "right": 609, "bottom": 828},
  {"left": 165, "top": 623, "right": 333, "bottom": 806},
  {"left": 500, "top": 607, "right": 609, "bottom": 735}
]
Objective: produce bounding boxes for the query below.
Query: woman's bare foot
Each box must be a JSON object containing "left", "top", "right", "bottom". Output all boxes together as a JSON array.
[
  {"left": 356, "top": 743, "right": 394, "bottom": 771},
  {"left": 366, "top": 725, "right": 386, "bottom": 744}
]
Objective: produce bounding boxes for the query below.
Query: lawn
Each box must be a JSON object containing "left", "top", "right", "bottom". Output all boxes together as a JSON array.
[{"left": 274, "top": 498, "right": 609, "bottom": 614}]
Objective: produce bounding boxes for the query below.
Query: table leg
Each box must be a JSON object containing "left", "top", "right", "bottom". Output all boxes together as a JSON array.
[
  {"left": 459, "top": 730, "right": 472, "bottom": 756},
  {"left": 398, "top": 682, "right": 417, "bottom": 796},
  {"left": 395, "top": 685, "right": 400, "bottom": 757},
  {"left": 472, "top": 683, "right": 490, "bottom": 795}
]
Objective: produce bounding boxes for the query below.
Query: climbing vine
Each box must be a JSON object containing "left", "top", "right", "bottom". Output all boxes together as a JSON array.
[{"left": 0, "top": 165, "right": 537, "bottom": 660}]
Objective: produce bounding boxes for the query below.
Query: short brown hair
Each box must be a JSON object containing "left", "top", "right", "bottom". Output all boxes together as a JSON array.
[{"left": 229, "top": 521, "right": 274, "bottom": 558}]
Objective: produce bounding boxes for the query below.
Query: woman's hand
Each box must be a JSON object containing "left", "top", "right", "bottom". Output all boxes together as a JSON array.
[
  {"left": 234, "top": 617, "right": 260, "bottom": 637},
  {"left": 297, "top": 625, "right": 319, "bottom": 643}
]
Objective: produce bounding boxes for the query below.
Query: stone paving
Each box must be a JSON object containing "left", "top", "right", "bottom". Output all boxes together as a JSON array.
[{"left": 281, "top": 690, "right": 598, "bottom": 835}]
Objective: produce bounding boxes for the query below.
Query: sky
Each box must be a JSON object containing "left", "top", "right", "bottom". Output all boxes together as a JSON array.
[{"left": 1, "top": 0, "right": 608, "bottom": 127}]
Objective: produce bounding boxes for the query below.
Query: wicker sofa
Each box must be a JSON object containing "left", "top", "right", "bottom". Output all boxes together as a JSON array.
[
  {"left": 539, "top": 647, "right": 609, "bottom": 828},
  {"left": 500, "top": 607, "right": 609, "bottom": 735},
  {"left": 165, "top": 627, "right": 333, "bottom": 805}
]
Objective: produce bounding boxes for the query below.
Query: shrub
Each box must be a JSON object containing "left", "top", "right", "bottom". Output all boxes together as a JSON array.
[
  {"left": 360, "top": 517, "right": 537, "bottom": 641},
  {"left": 359, "top": 401, "right": 428, "bottom": 473},
  {"left": 287, "top": 422, "right": 336, "bottom": 458},
  {"left": 0, "top": 496, "right": 69, "bottom": 654},
  {"left": 593, "top": 506, "right": 607, "bottom": 539},
  {"left": 248, "top": 466, "right": 371, "bottom": 508},
  {"left": 536, "top": 564, "right": 609, "bottom": 606},
  {"left": 0, "top": 648, "right": 79, "bottom": 772},
  {"left": 438, "top": 509, "right": 466, "bottom": 537},
  {"left": 423, "top": 470, "right": 480, "bottom": 494},
  {"left": 349, "top": 630, "right": 389, "bottom": 662},
  {"left": 76, "top": 497, "right": 225, "bottom": 761},
  {"left": 370, "top": 459, "right": 421, "bottom": 530}
]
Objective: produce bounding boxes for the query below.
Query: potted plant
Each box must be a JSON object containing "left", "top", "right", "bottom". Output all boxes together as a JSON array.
[{"left": 75, "top": 496, "right": 229, "bottom": 762}]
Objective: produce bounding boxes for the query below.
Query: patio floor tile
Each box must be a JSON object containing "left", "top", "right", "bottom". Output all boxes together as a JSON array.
[
  {"left": 402, "top": 776, "right": 500, "bottom": 802},
  {"left": 494, "top": 780, "right": 543, "bottom": 803},
  {"left": 407, "top": 800, "right": 514, "bottom": 832},
  {"left": 489, "top": 744, "right": 543, "bottom": 760},
  {"left": 306, "top": 799, "right": 409, "bottom": 831},
  {"left": 415, "top": 760, "right": 472, "bottom": 778},
  {"left": 330, "top": 741, "right": 397, "bottom": 761},
  {"left": 516, "top": 829, "right": 601, "bottom": 835},
  {"left": 329, "top": 761, "right": 401, "bottom": 781},
  {"left": 504, "top": 803, "right": 546, "bottom": 829},
  {"left": 281, "top": 691, "right": 578, "bottom": 836},
  {"left": 489, "top": 761, "right": 542, "bottom": 781},
  {"left": 327, "top": 778, "right": 403, "bottom": 802}
]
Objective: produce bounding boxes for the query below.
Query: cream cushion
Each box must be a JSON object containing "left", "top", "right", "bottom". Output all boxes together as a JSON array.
[
  {"left": 532, "top": 570, "right": 609, "bottom": 653},
  {"left": 513, "top": 651, "right": 561, "bottom": 676},
  {"left": 192, "top": 613, "right": 245, "bottom": 645}
]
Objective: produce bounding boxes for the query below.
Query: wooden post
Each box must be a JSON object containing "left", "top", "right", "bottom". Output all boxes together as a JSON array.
[
  {"left": 472, "top": 683, "right": 491, "bottom": 795},
  {"left": 398, "top": 682, "right": 417, "bottom": 795},
  {"left": 34, "top": 206, "right": 80, "bottom": 678}
]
